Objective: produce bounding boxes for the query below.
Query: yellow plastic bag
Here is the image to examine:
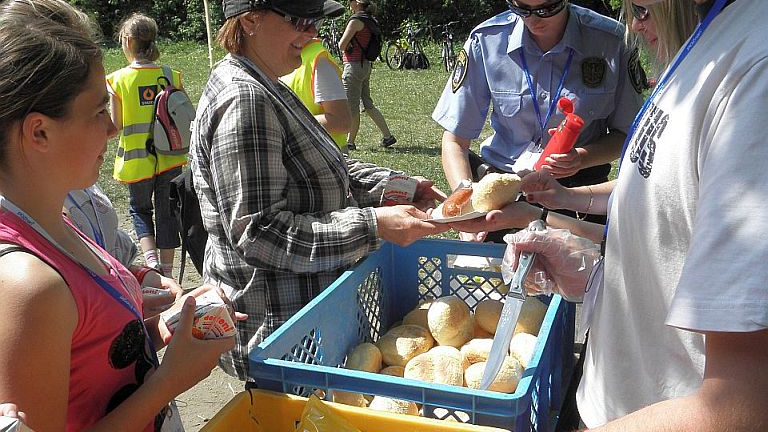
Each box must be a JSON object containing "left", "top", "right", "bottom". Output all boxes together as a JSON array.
[{"left": 294, "top": 395, "right": 362, "bottom": 432}]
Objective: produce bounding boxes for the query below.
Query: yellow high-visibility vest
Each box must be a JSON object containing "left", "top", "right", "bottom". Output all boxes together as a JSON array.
[
  {"left": 280, "top": 39, "right": 347, "bottom": 149},
  {"left": 106, "top": 66, "right": 188, "bottom": 183}
]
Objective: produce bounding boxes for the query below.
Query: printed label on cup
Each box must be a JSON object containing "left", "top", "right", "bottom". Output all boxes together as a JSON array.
[{"left": 381, "top": 174, "right": 418, "bottom": 206}]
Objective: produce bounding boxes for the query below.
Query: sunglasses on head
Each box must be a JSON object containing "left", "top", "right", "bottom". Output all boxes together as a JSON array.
[
  {"left": 271, "top": 8, "right": 324, "bottom": 32},
  {"left": 508, "top": 0, "right": 568, "bottom": 18},
  {"left": 630, "top": 3, "right": 649, "bottom": 21}
]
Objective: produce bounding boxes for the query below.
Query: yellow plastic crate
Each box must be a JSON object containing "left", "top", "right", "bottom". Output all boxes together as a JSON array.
[{"left": 200, "top": 389, "right": 510, "bottom": 432}]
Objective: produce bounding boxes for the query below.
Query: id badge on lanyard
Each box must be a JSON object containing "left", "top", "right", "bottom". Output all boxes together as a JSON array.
[{"left": 511, "top": 49, "right": 574, "bottom": 174}]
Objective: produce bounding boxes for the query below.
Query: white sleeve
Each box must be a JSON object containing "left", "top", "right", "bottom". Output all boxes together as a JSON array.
[
  {"left": 313, "top": 57, "right": 347, "bottom": 104},
  {"left": 668, "top": 58, "right": 768, "bottom": 333}
]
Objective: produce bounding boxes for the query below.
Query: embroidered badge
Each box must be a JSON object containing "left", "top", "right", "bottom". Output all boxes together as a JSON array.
[
  {"left": 138, "top": 85, "right": 158, "bottom": 106},
  {"left": 581, "top": 57, "right": 606, "bottom": 88},
  {"left": 628, "top": 49, "right": 649, "bottom": 94},
  {"left": 451, "top": 49, "right": 469, "bottom": 93}
]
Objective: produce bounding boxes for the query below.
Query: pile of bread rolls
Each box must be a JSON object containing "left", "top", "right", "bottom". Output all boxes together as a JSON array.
[{"left": 332, "top": 295, "right": 549, "bottom": 417}]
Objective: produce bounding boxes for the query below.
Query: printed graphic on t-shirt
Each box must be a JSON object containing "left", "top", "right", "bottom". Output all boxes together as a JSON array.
[
  {"left": 105, "top": 319, "right": 166, "bottom": 431},
  {"left": 629, "top": 102, "right": 668, "bottom": 178},
  {"left": 139, "top": 85, "right": 158, "bottom": 106}
]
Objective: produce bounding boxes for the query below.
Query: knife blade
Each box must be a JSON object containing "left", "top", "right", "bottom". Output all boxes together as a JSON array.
[{"left": 479, "top": 218, "right": 546, "bottom": 390}]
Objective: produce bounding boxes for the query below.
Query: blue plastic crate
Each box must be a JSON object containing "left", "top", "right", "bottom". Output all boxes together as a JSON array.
[{"left": 249, "top": 238, "right": 575, "bottom": 431}]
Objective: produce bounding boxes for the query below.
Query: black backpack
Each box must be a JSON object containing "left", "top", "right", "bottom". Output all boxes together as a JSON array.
[
  {"left": 352, "top": 13, "right": 382, "bottom": 62},
  {"left": 169, "top": 169, "right": 207, "bottom": 280}
]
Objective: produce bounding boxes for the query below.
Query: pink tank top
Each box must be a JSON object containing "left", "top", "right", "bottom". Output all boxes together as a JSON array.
[
  {"left": 343, "top": 25, "right": 371, "bottom": 63},
  {"left": 0, "top": 208, "right": 159, "bottom": 432}
]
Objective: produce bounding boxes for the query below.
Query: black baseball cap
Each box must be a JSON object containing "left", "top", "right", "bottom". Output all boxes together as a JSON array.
[{"left": 223, "top": 0, "right": 345, "bottom": 19}]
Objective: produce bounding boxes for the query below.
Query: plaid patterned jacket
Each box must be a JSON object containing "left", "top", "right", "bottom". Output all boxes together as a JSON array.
[{"left": 190, "top": 55, "right": 390, "bottom": 380}]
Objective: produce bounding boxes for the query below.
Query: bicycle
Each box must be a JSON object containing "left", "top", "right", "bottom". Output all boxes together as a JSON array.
[
  {"left": 321, "top": 19, "right": 343, "bottom": 62},
  {"left": 384, "top": 23, "right": 430, "bottom": 71},
  {"left": 440, "top": 21, "right": 459, "bottom": 73}
]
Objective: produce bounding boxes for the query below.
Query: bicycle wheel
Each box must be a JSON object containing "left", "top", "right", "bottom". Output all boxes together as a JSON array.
[
  {"left": 385, "top": 42, "right": 404, "bottom": 70},
  {"left": 444, "top": 44, "right": 457, "bottom": 72}
]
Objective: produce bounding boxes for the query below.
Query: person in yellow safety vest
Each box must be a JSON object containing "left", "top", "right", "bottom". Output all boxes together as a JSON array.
[
  {"left": 107, "top": 13, "right": 185, "bottom": 277},
  {"left": 280, "top": 7, "right": 351, "bottom": 152}
]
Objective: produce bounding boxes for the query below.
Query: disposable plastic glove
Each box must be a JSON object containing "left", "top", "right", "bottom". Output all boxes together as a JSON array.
[{"left": 502, "top": 227, "right": 600, "bottom": 302}]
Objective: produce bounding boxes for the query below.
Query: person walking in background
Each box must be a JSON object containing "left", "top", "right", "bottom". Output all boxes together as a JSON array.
[
  {"left": 192, "top": 0, "right": 447, "bottom": 381},
  {"left": 0, "top": 0, "right": 242, "bottom": 430},
  {"left": 281, "top": 1, "right": 351, "bottom": 152},
  {"left": 339, "top": 0, "right": 396, "bottom": 150},
  {"left": 107, "top": 13, "right": 186, "bottom": 277}
]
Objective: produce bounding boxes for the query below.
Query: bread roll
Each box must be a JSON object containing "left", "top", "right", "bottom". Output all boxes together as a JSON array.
[
  {"left": 471, "top": 173, "right": 522, "bottom": 212},
  {"left": 427, "top": 295, "right": 473, "bottom": 348},
  {"left": 514, "top": 297, "right": 548, "bottom": 336},
  {"left": 473, "top": 317, "right": 494, "bottom": 339},
  {"left": 375, "top": 324, "right": 434, "bottom": 367},
  {"left": 402, "top": 300, "right": 433, "bottom": 330},
  {"left": 379, "top": 365, "right": 405, "bottom": 377},
  {"left": 332, "top": 390, "right": 368, "bottom": 407},
  {"left": 474, "top": 298, "right": 503, "bottom": 334},
  {"left": 368, "top": 396, "right": 419, "bottom": 416},
  {"left": 346, "top": 342, "right": 382, "bottom": 373},
  {"left": 464, "top": 357, "right": 523, "bottom": 393},
  {"left": 460, "top": 338, "right": 494, "bottom": 364},
  {"left": 428, "top": 345, "right": 469, "bottom": 370},
  {"left": 509, "top": 332, "right": 538, "bottom": 368},
  {"left": 404, "top": 351, "right": 464, "bottom": 387}
]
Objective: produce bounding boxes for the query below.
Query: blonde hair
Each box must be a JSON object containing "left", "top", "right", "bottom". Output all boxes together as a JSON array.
[
  {"left": 623, "top": 0, "right": 698, "bottom": 70},
  {"left": 117, "top": 13, "right": 160, "bottom": 62}
]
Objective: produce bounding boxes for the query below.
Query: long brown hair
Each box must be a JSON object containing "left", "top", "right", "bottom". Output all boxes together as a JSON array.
[{"left": 0, "top": 0, "right": 102, "bottom": 166}]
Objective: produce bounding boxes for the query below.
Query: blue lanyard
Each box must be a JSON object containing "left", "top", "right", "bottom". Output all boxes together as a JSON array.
[
  {"left": 0, "top": 195, "right": 159, "bottom": 365},
  {"left": 66, "top": 191, "right": 105, "bottom": 249},
  {"left": 604, "top": 0, "right": 729, "bottom": 244},
  {"left": 519, "top": 48, "right": 574, "bottom": 146},
  {"left": 90, "top": 270, "right": 159, "bottom": 365}
]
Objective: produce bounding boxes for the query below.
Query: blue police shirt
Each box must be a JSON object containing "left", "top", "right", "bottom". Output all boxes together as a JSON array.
[{"left": 432, "top": 5, "right": 643, "bottom": 172}]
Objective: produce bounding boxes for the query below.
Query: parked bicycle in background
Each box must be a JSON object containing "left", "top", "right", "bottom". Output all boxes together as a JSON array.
[
  {"left": 440, "top": 21, "right": 459, "bottom": 72},
  {"left": 321, "top": 19, "right": 343, "bottom": 62},
  {"left": 385, "top": 22, "right": 430, "bottom": 70}
]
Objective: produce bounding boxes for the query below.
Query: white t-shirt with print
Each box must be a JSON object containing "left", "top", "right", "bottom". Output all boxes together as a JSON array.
[{"left": 578, "top": 0, "right": 768, "bottom": 426}]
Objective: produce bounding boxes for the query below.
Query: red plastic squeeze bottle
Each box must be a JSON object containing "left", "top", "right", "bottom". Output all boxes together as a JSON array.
[{"left": 533, "top": 97, "right": 584, "bottom": 170}]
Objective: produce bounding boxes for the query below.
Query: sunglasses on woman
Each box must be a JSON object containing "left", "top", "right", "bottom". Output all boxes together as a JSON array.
[
  {"left": 271, "top": 8, "right": 324, "bottom": 32},
  {"left": 508, "top": 0, "right": 568, "bottom": 19},
  {"left": 630, "top": 3, "right": 649, "bottom": 21}
]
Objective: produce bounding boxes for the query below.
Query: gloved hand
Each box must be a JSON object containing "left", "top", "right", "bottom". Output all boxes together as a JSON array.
[{"left": 502, "top": 227, "right": 600, "bottom": 302}]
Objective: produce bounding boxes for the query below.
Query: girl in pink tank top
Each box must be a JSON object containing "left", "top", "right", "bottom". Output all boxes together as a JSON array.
[{"left": 0, "top": 2, "right": 238, "bottom": 431}]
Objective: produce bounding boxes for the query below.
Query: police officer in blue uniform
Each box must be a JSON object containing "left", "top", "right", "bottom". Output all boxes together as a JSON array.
[{"left": 433, "top": 0, "right": 644, "bottom": 237}]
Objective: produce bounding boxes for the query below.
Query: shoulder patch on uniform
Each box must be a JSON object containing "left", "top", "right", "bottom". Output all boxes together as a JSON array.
[
  {"left": 628, "top": 49, "right": 649, "bottom": 94},
  {"left": 581, "top": 57, "right": 606, "bottom": 88},
  {"left": 451, "top": 49, "right": 469, "bottom": 93}
]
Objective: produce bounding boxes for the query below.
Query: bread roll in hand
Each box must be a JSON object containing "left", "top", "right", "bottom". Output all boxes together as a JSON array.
[{"left": 471, "top": 173, "right": 522, "bottom": 212}]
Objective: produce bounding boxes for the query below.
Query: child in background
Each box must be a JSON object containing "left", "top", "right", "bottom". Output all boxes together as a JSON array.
[{"left": 107, "top": 13, "right": 186, "bottom": 277}]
